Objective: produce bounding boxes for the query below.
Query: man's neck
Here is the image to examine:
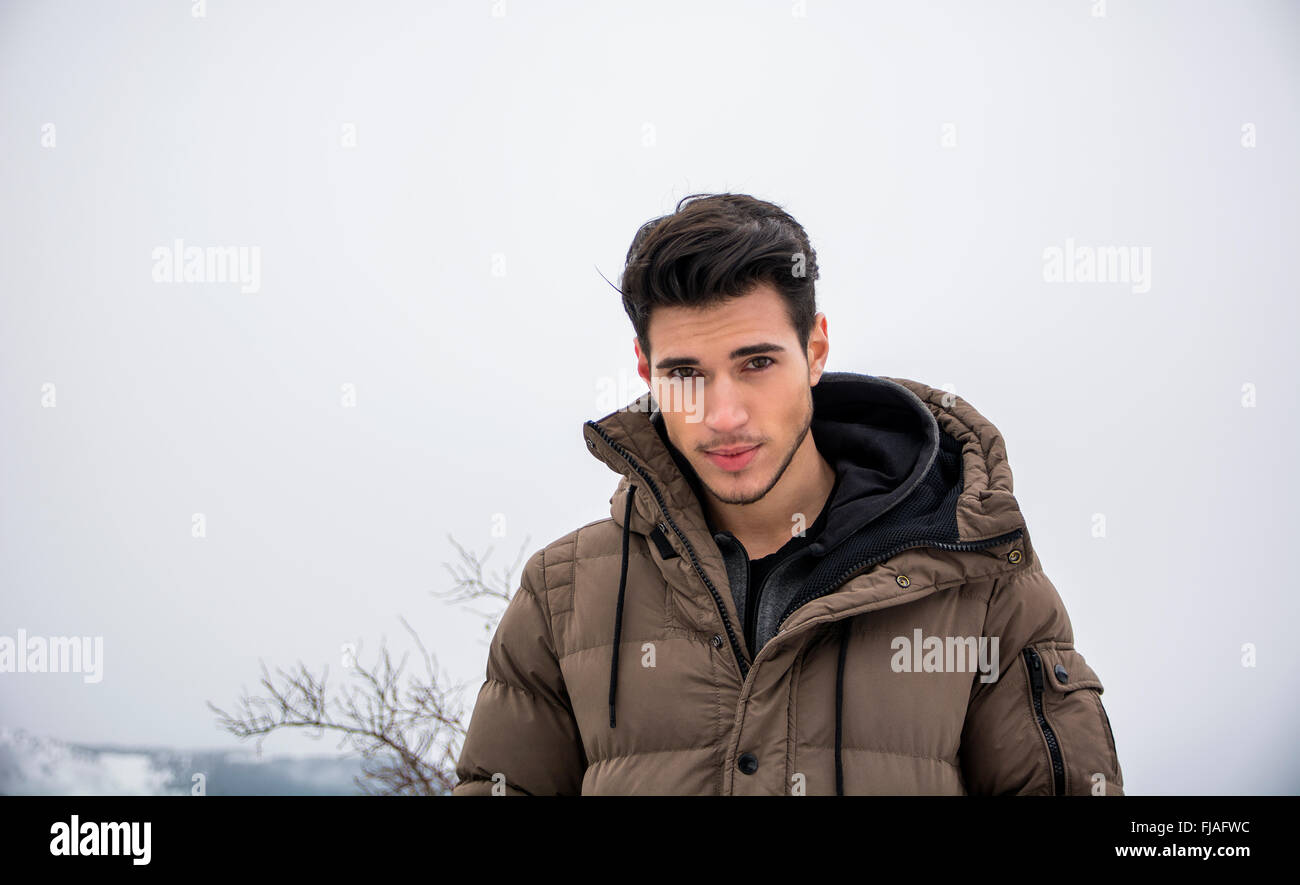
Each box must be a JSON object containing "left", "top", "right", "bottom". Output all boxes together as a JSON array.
[{"left": 703, "top": 433, "right": 837, "bottom": 560}]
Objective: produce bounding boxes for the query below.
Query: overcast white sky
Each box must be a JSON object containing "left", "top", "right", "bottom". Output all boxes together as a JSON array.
[{"left": 1, "top": 0, "right": 1297, "bottom": 794}]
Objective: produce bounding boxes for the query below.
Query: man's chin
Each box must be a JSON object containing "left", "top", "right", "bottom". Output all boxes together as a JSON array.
[{"left": 701, "top": 472, "right": 771, "bottom": 507}]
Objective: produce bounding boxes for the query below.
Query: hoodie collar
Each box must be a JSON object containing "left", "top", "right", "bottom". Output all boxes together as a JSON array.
[
  {"left": 582, "top": 371, "right": 1026, "bottom": 548},
  {"left": 647, "top": 372, "right": 942, "bottom": 556},
  {"left": 800, "top": 372, "right": 941, "bottom": 556}
]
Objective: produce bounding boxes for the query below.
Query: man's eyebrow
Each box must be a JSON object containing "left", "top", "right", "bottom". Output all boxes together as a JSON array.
[{"left": 654, "top": 343, "right": 787, "bottom": 371}]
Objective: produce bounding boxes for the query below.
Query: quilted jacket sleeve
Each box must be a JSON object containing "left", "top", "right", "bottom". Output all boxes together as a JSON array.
[
  {"left": 959, "top": 556, "right": 1125, "bottom": 795},
  {"left": 451, "top": 548, "right": 586, "bottom": 795}
]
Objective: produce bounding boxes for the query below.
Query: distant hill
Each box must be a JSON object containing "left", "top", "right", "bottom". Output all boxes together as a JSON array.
[{"left": 0, "top": 727, "right": 374, "bottom": 795}]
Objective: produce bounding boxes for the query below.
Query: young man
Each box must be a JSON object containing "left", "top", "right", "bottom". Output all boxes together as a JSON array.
[{"left": 453, "top": 193, "right": 1123, "bottom": 796}]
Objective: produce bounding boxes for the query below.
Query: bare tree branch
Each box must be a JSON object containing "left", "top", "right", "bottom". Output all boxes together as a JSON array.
[
  {"left": 208, "top": 534, "right": 527, "bottom": 795},
  {"left": 437, "top": 533, "right": 531, "bottom": 617}
]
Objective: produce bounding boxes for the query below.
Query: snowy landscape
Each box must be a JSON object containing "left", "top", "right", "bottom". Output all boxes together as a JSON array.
[{"left": 0, "top": 727, "right": 369, "bottom": 796}]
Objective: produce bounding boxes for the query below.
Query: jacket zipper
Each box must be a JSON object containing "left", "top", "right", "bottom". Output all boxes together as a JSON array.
[
  {"left": 586, "top": 422, "right": 752, "bottom": 680},
  {"left": 1023, "top": 646, "right": 1065, "bottom": 794},
  {"left": 776, "top": 527, "right": 1026, "bottom": 630}
]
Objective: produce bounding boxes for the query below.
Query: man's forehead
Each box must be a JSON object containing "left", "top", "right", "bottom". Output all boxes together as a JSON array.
[{"left": 647, "top": 292, "right": 792, "bottom": 363}]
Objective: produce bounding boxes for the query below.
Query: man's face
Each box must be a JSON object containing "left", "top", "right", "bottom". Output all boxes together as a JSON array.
[{"left": 635, "top": 282, "right": 828, "bottom": 506}]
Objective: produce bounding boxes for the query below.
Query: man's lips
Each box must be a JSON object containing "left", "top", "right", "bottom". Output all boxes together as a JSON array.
[{"left": 703, "top": 444, "right": 760, "bottom": 472}]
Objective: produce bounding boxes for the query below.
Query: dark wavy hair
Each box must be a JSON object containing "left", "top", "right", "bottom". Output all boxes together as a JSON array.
[{"left": 618, "top": 193, "right": 820, "bottom": 361}]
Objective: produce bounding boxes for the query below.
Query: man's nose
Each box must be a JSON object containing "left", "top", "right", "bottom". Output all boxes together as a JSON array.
[{"left": 703, "top": 376, "right": 749, "bottom": 432}]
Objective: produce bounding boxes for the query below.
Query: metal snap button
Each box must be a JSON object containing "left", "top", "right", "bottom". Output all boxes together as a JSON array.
[
  {"left": 1007, "top": 549, "right": 1022, "bottom": 563},
  {"left": 1054, "top": 663, "right": 1069, "bottom": 682},
  {"left": 896, "top": 574, "right": 910, "bottom": 588},
  {"left": 737, "top": 753, "right": 759, "bottom": 775},
  {"left": 710, "top": 634, "right": 723, "bottom": 648}
]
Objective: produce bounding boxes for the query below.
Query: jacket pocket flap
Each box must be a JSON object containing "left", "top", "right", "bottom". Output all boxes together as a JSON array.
[{"left": 1036, "top": 645, "right": 1104, "bottom": 694}]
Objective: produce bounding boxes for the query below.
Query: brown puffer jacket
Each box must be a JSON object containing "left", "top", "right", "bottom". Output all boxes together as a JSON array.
[{"left": 453, "top": 373, "right": 1124, "bottom": 795}]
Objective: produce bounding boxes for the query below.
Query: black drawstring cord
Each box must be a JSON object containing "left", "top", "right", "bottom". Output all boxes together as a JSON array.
[
  {"left": 608, "top": 484, "right": 636, "bottom": 728},
  {"left": 834, "top": 619, "right": 850, "bottom": 795}
]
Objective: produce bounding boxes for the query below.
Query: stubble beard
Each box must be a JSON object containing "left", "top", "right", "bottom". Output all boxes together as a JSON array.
[{"left": 701, "top": 387, "right": 814, "bottom": 507}]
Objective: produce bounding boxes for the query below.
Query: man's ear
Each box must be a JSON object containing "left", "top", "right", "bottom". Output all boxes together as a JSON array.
[
  {"left": 635, "top": 336, "right": 651, "bottom": 387},
  {"left": 807, "top": 313, "right": 830, "bottom": 385}
]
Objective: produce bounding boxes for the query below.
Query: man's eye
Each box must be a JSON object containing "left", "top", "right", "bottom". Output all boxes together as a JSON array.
[{"left": 667, "top": 359, "right": 770, "bottom": 379}]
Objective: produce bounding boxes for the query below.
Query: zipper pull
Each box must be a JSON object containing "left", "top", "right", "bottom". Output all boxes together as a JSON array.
[{"left": 1025, "top": 647, "right": 1045, "bottom": 691}]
